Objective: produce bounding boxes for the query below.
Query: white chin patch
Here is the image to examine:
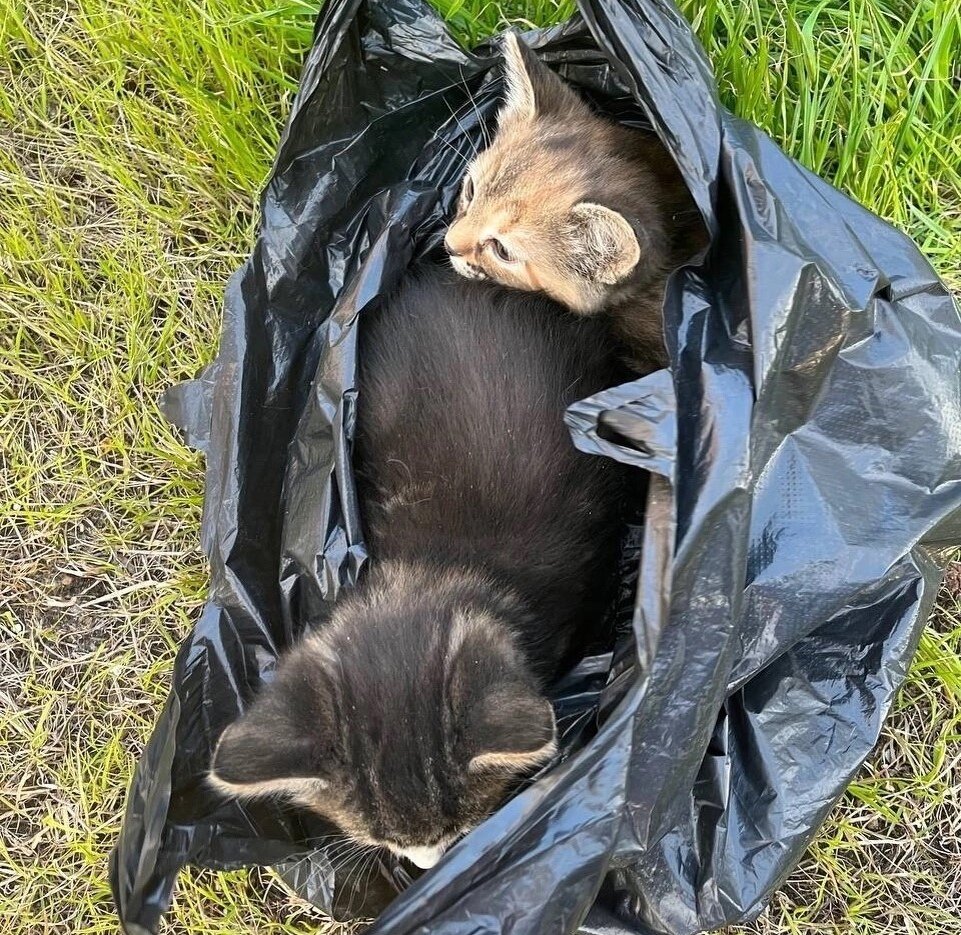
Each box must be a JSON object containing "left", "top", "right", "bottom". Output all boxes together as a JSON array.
[
  {"left": 449, "top": 256, "right": 486, "bottom": 281},
  {"left": 397, "top": 843, "right": 447, "bottom": 870}
]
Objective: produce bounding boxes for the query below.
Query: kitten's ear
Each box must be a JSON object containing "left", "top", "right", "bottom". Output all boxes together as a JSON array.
[
  {"left": 467, "top": 688, "right": 557, "bottom": 773},
  {"left": 500, "top": 32, "right": 579, "bottom": 124},
  {"left": 568, "top": 202, "right": 641, "bottom": 285},
  {"left": 209, "top": 700, "right": 323, "bottom": 800}
]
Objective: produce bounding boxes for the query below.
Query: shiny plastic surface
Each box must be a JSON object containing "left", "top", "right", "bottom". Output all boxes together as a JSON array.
[{"left": 110, "top": 0, "right": 961, "bottom": 932}]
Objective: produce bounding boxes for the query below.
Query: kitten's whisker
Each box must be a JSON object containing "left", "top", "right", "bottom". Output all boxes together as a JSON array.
[
  {"left": 325, "top": 837, "right": 362, "bottom": 868},
  {"left": 459, "top": 66, "right": 491, "bottom": 150},
  {"left": 336, "top": 840, "right": 369, "bottom": 865},
  {"left": 362, "top": 846, "right": 385, "bottom": 900},
  {"left": 444, "top": 99, "right": 479, "bottom": 160},
  {"left": 426, "top": 129, "right": 472, "bottom": 171},
  {"left": 360, "top": 848, "right": 382, "bottom": 899},
  {"left": 291, "top": 833, "right": 342, "bottom": 863},
  {"left": 385, "top": 863, "right": 402, "bottom": 894},
  {"left": 345, "top": 848, "right": 371, "bottom": 894},
  {"left": 317, "top": 835, "right": 345, "bottom": 855},
  {"left": 340, "top": 843, "right": 382, "bottom": 913},
  {"left": 281, "top": 846, "right": 323, "bottom": 878},
  {"left": 300, "top": 832, "right": 340, "bottom": 848},
  {"left": 351, "top": 843, "right": 375, "bottom": 864}
]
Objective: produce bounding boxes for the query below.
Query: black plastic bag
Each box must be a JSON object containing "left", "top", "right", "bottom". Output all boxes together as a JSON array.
[{"left": 110, "top": 0, "right": 961, "bottom": 932}]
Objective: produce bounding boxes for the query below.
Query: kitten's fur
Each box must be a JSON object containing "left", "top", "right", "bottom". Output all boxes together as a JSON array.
[
  {"left": 445, "top": 34, "right": 702, "bottom": 373},
  {"left": 210, "top": 268, "right": 627, "bottom": 869}
]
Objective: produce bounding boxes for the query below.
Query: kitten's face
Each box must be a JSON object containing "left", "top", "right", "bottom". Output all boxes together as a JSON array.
[
  {"left": 209, "top": 566, "right": 556, "bottom": 870},
  {"left": 445, "top": 34, "right": 656, "bottom": 314}
]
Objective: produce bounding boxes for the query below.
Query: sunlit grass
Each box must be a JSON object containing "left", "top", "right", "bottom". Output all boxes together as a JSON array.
[{"left": 1, "top": 0, "right": 958, "bottom": 931}]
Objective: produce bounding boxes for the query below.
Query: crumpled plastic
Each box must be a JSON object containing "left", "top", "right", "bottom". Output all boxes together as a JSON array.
[{"left": 109, "top": 0, "right": 961, "bottom": 932}]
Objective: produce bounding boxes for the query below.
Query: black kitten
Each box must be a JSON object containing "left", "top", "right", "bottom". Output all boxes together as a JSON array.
[{"left": 210, "top": 267, "right": 627, "bottom": 868}]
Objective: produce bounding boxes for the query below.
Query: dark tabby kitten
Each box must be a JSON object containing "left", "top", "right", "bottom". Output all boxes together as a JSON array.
[
  {"left": 445, "top": 34, "right": 703, "bottom": 373},
  {"left": 210, "top": 268, "right": 627, "bottom": 869}
]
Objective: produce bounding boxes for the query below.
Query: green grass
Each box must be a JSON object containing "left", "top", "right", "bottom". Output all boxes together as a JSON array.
[{"left": 1, "top": 0, "right": 959, "bottom": 932}]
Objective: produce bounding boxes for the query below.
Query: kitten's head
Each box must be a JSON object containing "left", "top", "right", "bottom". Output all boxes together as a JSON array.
[
  {"left": 444, "top": 33, "right": 677, "bottom": 313},
  {"left": 209, "top": 564, "right": 556, "bottom": 870}
]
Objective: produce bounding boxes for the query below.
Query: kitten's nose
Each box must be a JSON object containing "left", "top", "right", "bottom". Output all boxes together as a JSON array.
[{"left": 443, "top": 235, "right": 457, "bottom": 257}]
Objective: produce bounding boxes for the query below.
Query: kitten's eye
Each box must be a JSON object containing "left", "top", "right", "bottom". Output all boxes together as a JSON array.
[{"left": 488, "top": 238, "right": 513, "bottom": 263}]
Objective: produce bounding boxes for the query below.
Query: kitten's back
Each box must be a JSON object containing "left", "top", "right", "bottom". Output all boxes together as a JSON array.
[{"left": 357, "top": 267, "right": 627, "bottom": 674}]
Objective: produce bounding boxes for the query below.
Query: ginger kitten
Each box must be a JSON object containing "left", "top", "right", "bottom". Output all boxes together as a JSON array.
[
  {"left": 210, "top": 268, "right": 628, "bottom": 870},
  {"left": 445, "top": 34, "right": 702, "bottom": 373}
]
